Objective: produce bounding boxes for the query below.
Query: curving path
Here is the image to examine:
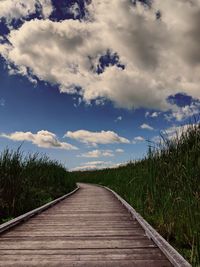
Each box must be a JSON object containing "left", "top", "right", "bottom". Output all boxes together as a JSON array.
[{"left": 0, "top": 183, "right": 173, "bottom": 266}]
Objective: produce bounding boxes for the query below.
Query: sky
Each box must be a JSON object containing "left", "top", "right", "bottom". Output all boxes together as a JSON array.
[{"left": 0, "top": 0, "right": 200, "bottom": 171}]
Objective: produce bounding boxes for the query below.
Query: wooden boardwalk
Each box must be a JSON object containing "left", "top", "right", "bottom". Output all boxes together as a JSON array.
[{"left": 0, "top": 184, "right": 178, "bottom": 266}]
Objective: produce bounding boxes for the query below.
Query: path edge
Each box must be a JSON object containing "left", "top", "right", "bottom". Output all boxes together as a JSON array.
[
  {"left": 0, "top": 185, "right": 80, "bottom": 234},
  {"left": 97, "top": 184, "right": 191, "bottom": 267}
]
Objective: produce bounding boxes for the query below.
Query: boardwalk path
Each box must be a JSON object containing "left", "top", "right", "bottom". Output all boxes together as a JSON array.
[{"left": 0, "top": 183, "right": 173, "bottom": 266}]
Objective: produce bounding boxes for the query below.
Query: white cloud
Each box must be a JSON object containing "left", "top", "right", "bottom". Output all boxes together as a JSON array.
[
  {"left": 39, "top": 0, "right": 53, "bottom": 18},
  {"left": 1, "top": 0, "right": 200, "bottom": 111},
  {"left": 83, "top": 161, "right": 109, "bottom": 166},
  {"left": 68, "top": 2, "right": 81, "bottom": 19},
  {"left": 165, "top": 102, "right": 200, "bottom": 121},
  {"left": 95, "top": 98, "right": 105, "bottom": 106},
  {"left": 71, "top": 165, "right": 96, "bottom": 171},
  {"left": 0, "top": 98, "right": 5, "bottom": 107},
  {"left": 133, "top": 136, "right": 145, "bottom": 144},
  {"left": 151, "top": 135, "right": 162, "bottom": 144},
  {"left": 78, "top": 148, "right": 124, "bottom": 158},
  {"left": 0, "top": 0, "right": 36, "bottom": 21},
  {"left": 116, "top": 148, "right": 124, "bottom": 153},
  {"left": 151, "top": 123, "right": 198, "bottom": 144},
  {"left": 115, "top": 116, "right": 122, "bottom": 122},
  {"left": 71, "top": 160, "right": 123, "bottom": 171},
  {"left": 71, "top": 160, "right": 112, "bottom": 171},
  {"left": 0, "top": 130, "right": 78, "bottom": 150},
  {"left": 163, "top": 124, "right": 192, "bottom": 140},
  {"left": 0, "top": 0, "right": 53, "bottom": 21},
  {"left": 151, "top": 112, "right": 159, "bottom": 118},
  {"left": 140, "top": 123, "right": 154, "bottom": 131},
  {"left": 145, "top": 111, "right": 160, "bottom": 118},
  {"left": 78, "top": 149, "right": 114, "bottom": 158},
  {"left": 65, "top": 130, "right": 130, "bottom": 146}
]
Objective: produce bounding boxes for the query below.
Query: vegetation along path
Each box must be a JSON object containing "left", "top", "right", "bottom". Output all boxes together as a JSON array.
[{"left": 0, "top": 183, "right": 191, "bottom": 266}]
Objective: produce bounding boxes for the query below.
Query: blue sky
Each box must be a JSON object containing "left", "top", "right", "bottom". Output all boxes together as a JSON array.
[{"left": 0, "top": 0, "right": 200, "bottom": 170}]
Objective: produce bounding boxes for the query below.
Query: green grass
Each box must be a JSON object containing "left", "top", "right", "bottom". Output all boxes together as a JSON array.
[
  {"left": 0, "top": 123, "right": 199, "bottom": 265},
  {"left": 71, "top": 123, "right": 200, "bottom": 266},
  {"left": 0, "top": 148, "right": 76, "bottom": 223}
]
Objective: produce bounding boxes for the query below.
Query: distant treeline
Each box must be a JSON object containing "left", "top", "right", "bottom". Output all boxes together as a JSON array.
[
  {"left": 0, "top": 149, "right": 76, "bottom": 223},
  {"left": 71, "top": 123, "right": 200, "bottom": 266}
]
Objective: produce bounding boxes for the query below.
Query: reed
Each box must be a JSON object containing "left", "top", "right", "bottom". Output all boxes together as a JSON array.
[
  {"left": 0, "top": 148, "right": 76, "bottom": 222},
  {"left": 71, "top": 123, "right": 200, "bottom": 266}
]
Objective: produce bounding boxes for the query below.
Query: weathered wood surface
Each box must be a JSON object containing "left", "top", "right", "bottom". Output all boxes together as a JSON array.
[{"left": 0, "top": 183, "right": 173, "bottom": 266}]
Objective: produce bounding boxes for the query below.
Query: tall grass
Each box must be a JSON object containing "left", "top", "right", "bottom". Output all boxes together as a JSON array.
[
  {"left": 0, "top": 148, "right": 76, "bottom": 223},
  {"left": 0, "top": 124, "right": 199, "bottom": 265},
  {"left": 71, "top": 123, "right": 200, "bottom": 266}
]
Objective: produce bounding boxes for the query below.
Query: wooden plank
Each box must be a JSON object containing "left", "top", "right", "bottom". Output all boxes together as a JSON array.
[
  {"left": 23, "top": 222, "right": 137, "bottom": 227},
  {"left": 0, "top": 239, "right": 157, "bottom": 249},
  {"left": 102, "top": 185, "right": 192, "bottom": 267},
  {"left": 1, "top": 238, "right": 150, "bottom": 243},
  {"left": 0, "top": 254, "right": 169, "bottom": 261},
  {"left": 0, "top": 183, "right": 176, "bottom": 266},
  {"left": 0, "top": 260, "right": 173, "bottom": 267},
  {"left": 15, "top": 223, "right": 137, "bottom": 228},
  {"left": 0, "top": 248, "right": 165, "bottom": 255},
  {"left": 12, "top": 224, "right": 140, "bottom": 229},
  {"left": 3, "top": 229, "right": 145, "bottom": 237},
  {"left": 0, "top": 186, "right": 80, "bottom": 235}
]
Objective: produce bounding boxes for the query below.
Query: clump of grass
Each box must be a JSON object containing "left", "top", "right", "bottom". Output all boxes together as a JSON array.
[
  {"left": 0, "top": 148, "right": 76, "bottom": 222},
  {"left": 71, "top": 123, "right": 200, "bottom": 266}
]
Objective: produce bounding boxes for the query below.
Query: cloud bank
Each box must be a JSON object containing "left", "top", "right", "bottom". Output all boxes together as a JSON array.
[
  {"left": 151, "top": 123, "right": 199, "bottom": 144},
  {"left": 71, "top": 160, "right": 122, "bottom": 171},
  {"left": 140, "top": 123, "right": 154, "bottom": 131},
  {"left": 0, "top": 130, "right": 78, "bottom": 150},
  {"left": 0, "top": 0, "right": 53, "bottom": 21},
  {"left": 65, "top": 130, "right": 130, "bottom": 146},
  {"left": 133, "top": 136, "right": 145, "bottom": 144},
  {"left": 1, "top": 0, "right": 200, "bottom": 112},
  {"left": 78, "top": 149, "right": 114, "bottom": 158}
]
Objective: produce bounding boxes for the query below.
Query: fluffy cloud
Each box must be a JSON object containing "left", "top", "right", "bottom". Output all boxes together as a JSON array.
[
  {"left": 71, "top": 160, "right": 122, "bottom": 171},
  {"left": 116, "top": 148, "right": 124, "bottom": 153},
  {"left": 0, "top": 98, "right": 5, "bottom": 107},
  {"left": 151, "top": 123, "right": 198, "bottom": 143},
  {"left": 68, "top": 2, "right": 81, "bottom": 19},
  {"left": 39, "top": 0, "right": 53, "bottom": 18},
  {"left": 78, "top": 149, "right": 114, "bottom": 158},
  {"left": 0, "top": 130, "right": 78, "bottom": 150},
  {"left": 71, "top": 160, "right": 111, "bottom": 171},
  {"left": 65, "top": 130, "right": 130, "bottom": 146},
  {"left": 151, "top": 112, "right": 159, "bottom": 118},
  {"left": 162, "top": 124, "right": 195, "bottom": 140},
  {"left": 140, "top": 123, "right": 154, "bottom": 131},
  {"left": 0, "top": 0, "right": 53, "bottom": 21},
  {"left": 83, "top": 161, "right": 111, "bottom": 167},
  {"left": 1, "top": 0, "right": 200, "bottom": 111},
  {"left": 71, "top": 165, "right": 95, "bottom": 171},
  {"left": 115, "top": 116, "right": 122, "bottom": 122},
  {"left": 133, "top": 136, "right": 145, "bottom": 144},
  {"left": 0, "top": 0, "right": 36, "bottom": 20},
  {"left": 145, "top": 111, "right": 160, "bottom": 118},
  {"left": 78, "top": 148, "right": 124, "bottom": 158},
  {"left": 165, "top": 102, "right": 200, "bottom": 121}
]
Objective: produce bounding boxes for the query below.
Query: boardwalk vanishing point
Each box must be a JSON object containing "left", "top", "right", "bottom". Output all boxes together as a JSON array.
[{"left": 0, "top": 183, "right": 191, "bottom": 267}]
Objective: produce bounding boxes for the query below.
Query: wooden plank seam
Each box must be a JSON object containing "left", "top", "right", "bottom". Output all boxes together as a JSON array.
[
  {"left": 100, "top": 184, "right": 191, "bottom": 267},
  {"left": 0, "top": 182, "right": 192, "bottom": 267},
  {"left": 0, "top": 185, "right": 80, "bottom": 234}
]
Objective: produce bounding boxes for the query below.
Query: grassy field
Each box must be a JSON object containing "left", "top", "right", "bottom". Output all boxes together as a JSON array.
[
  {"left": 71, "top": 123, "right": 200, "bottom": 266},
  {"left": 0, "top": 148, "right": 76, "bottom": 223},
  {"left": 0, "top": 123, "right": 199, "bottom": 265}
]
